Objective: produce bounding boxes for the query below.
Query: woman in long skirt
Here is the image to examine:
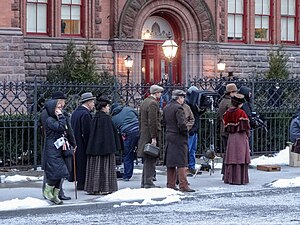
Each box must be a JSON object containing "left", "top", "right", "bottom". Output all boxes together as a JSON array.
[
  {"left": 85, "top": 96, "right": 121, "bottom": 194},
  {"left": 223, "top": 93, "right": 251, "bottom": 185}
]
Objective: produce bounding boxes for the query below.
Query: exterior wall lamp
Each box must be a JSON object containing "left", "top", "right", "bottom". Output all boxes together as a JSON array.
[{"left": 162, "top": 34, "right": 178, "bottom": 83}]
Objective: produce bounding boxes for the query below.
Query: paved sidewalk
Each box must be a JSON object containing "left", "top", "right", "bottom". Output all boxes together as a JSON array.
[{"left": 0, "top": 163, "right": 299, "bottom": 208}]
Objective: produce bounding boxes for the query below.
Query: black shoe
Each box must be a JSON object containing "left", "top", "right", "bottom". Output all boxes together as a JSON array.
[
  {"left": 59, "top": 195, "right": 71, "bottom": 200},
  {"left": 144, "top": 184, "right": 161, "bottom": 188}
]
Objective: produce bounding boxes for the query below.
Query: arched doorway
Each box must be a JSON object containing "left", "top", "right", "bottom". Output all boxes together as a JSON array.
[{"left": 141, "top": 16, "right": 181, "bottom": 84}]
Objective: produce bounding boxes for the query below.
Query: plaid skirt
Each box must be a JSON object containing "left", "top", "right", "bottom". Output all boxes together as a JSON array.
[{"left": 85, "top": 154, "right": 118, "bottom": 194}]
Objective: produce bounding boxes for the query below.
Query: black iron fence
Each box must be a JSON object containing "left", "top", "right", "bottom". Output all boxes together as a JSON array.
[{"left": 0, "top": 77, "right": 298, "bottom": 168}]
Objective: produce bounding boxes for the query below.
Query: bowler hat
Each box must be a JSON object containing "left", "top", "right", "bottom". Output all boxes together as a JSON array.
[
  {"left": 172, "top": 89, "right": 186, "bottom": 98},
  {"left": 231, "top": 93, "right": 245, "bottom": 104},
  {"left": 150, "top": 85, "right": 164, "bottom": 94},
  {"left": 226, "top": 83, "right": 238, "bottom": 93},
  {"left": 51, "top": 91, "right": 67, "bottom": 99},
  {"left": 79, "top": 92, "right": 96, "bottom": 103}
]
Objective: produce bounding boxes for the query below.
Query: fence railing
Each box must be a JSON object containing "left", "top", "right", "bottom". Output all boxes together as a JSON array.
[{"left": 0, "top": 77, "right": 298, "bottom": 168}]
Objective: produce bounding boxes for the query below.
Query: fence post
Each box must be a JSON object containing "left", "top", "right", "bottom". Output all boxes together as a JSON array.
[
  {"left": 251, "top": 78, "right": 255, "bottom": 152},
  {"left": 33, "top": 76, "right": 38, "bottom": 169}
]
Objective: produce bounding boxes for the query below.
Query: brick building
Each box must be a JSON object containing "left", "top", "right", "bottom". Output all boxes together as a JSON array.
[{"left": 0, "top": 0, "right": 300, "bottom": 84}]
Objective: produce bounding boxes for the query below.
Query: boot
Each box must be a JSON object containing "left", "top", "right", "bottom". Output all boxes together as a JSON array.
[
  {"left": 52, "top": 188, "right": 63, "bottom": 205},
  {"left": 43, "top": 184, "right": 55, "bottom": 201}
]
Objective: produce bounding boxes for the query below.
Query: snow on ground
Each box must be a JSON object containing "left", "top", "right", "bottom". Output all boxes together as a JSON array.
[{"left": 0, "top": 147, "right": 299, "bottom": 211}]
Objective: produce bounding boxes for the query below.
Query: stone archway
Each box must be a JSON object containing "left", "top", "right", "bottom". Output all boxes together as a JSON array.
[{"left": 117, "top": 0, "right": 215, "bottom": 42}]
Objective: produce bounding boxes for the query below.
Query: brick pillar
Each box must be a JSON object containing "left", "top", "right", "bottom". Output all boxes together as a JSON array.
[{"left": 0, "top": 28, "right": 25, "bottom": 81}]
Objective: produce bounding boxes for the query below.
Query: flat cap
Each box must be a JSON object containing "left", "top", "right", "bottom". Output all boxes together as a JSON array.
[
  {"left": 150, "top": 85, "right": 164, "bottom": 94},
  {"left": 172, "top": 89, "right": 186, "bottom": 98}
]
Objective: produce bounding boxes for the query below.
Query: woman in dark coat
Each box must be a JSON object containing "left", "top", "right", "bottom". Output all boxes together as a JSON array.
[
  {"left": 85, "top": 97, "right": 120, "bottom": 194},
  {"left": 223, "top": 93, "right": 251, "bottom": 185},
  {"left": 43, "top": 99, "right": 69, "bottom": 204}
]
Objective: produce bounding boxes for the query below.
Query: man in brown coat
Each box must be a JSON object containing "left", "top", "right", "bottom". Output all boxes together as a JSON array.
[
  {"left": 163, "top": 90, "right": 195, "bottom": 192},
  {"left": 218, "top": 83, "right": 237, "bottom": 174},
  {"left": 138, "top": 84, "right": 163, "bottom": 188}
]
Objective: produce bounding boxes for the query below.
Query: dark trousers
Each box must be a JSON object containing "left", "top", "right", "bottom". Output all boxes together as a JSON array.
[
  {"left": 123, "top": 130, "right": 139, "bottom": 179},
  {"left": 167, "top": 167, "right": 189, "bottom": 190},
  {"left": 221, "top": 135, "right": 228, "bottom": 175},
  {"left": 141, "top": 154, "right": 157, "bottom": 187}
]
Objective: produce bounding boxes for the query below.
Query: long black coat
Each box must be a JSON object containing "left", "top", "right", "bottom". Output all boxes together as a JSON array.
[
  {"left": 70, "top": 105, "right": 93, "bottom": 183},
  {"left": 86, "top": 111, "right": 121, "bottom": 156},
  {"left": 163, "top": 100, "right": 188, "bottom": 167},
  {"left": 44, "top": 100, "right": 69, "bottom": 180}
]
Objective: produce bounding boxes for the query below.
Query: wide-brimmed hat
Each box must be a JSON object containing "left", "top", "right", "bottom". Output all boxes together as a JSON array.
[
  {"left": 226, "top": 83, "right": 238, "bottom": 93},
  {"left": 150, "top": 85, "right": 164, "bottom": 94},
  {"left": 79, "top": 92, "right": 96, "bottom": 103},
  {"left": 51, "top": 91, "right": 67, "bottom": 100},
  {"left": 172, "top": 89, "right": 186, "bottom": 98},
  {"left": 231, "top": 93, "right": 245, "bottom": 104}
]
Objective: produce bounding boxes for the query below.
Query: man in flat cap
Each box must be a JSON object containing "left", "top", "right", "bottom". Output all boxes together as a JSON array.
[
  {"left": 163, "top": 89, "right": 195, "bottom": 192},
  {"left": 137, "top": 84, "right": 163, "bottom": 188},
  {"left": 218, "top": 83, "right": 237, "bottom": 174},
  {"left": 71, "top": 92, "right": 96, "bottom": 190}
]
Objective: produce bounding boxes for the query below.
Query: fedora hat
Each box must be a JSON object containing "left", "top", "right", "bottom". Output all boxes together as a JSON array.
[
  {"left": 226, "top": 83, "right": 238, "bottom": 93},
  {"left": 80, "top": 92, "right": 96, "bottom": 103}
]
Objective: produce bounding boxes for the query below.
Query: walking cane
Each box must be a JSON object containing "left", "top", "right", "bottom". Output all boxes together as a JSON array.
[{"left": 73, "top": 147, "right": 77, "bottom": 199}]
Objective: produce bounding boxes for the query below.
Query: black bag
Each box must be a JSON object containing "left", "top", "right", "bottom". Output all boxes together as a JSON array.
[
  {"left": 62, "top": 139, "right": 74, "bottom": 157},
  {"left": 292, "top": 139, "right": 300, "bottom": 154},
  {"left": 143, "top": 143, "right": 160, "bottom": 157}
]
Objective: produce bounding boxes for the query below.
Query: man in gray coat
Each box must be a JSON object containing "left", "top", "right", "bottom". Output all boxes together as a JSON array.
[
  {"left": 163, "top": 90, "right": 195, "bottom": 192},
  {"left": 137, "top": 84, "right": 163, "bottom": 188}
]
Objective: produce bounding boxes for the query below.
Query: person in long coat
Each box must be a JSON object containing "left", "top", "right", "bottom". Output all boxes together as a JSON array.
[
  {"left": 163, "top": 90, "right": 195, "bottom": 192},
  {"left": 137, "top": 84, "right": 163, "bottom": 188},
  {"left": 84, "top": 96, "right": 120, "bottom": 194},
  {"left": 43, "top": 99, "right": 69, "bottom": 204},
  {"left": 223, "top": 93, "right": 251, "bottom": 185},
  {"left": 218, "top": 83, "right": 237, "bottom": 174},
  {"left": 71, "top": 92, "right": 95, "bottom": 190}
]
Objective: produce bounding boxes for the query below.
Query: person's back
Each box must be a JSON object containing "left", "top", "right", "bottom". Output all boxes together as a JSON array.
[
  {"left": 290, "top": 114, "right": 300, "bottom": 143},
  {"left": 111, "top": 103, "right": 139, "bottom": 181}
]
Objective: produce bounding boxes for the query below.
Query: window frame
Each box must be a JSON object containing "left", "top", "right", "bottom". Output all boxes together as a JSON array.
[
  {"left": 227, "top": 0, "right": 246, "bottom": 42},
  {"left": 254, "top": 0, "right": 273, "bottom": 43},
  {"left": 26, "top": 0, "right": 50, "bottom": 36},
  {"left": 61, "top": 0, "right": 83, "bottom": 37},
  {"left": 280, "top": 0, "right": 298, "bottom": 44}
]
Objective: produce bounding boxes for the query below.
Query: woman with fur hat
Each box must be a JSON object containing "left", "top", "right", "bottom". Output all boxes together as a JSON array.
[
  {"left": 222, "top": 93, "right": 251, "bottom": 185},
  {"left": 84, "top": 96, "right": 121, "bottom": 194}
]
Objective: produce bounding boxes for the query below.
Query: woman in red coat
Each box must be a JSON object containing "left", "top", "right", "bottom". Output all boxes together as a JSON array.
[{"left": 223, "top": 93, "right": 251, "bottom": 185}]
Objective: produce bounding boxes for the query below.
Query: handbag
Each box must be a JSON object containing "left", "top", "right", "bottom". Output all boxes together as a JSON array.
[
  {"left": 62, "top": 139, "right": 74, "bottom": 157},
  {"left": 143, "top": 143, "right": 160, "bottom": 157}
]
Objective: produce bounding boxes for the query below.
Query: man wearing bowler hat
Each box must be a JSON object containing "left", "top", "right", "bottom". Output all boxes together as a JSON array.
[{"left": 71, "top": 92, "right": 96, "bottom": 190}]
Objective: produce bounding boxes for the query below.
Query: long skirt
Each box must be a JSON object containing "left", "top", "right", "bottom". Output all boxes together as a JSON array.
[
  {"left": 223, "top": 132, "right": 251, "bottom": 185},
  {"left": 85, "top": 154, "right": 118, "bottom": 194}
]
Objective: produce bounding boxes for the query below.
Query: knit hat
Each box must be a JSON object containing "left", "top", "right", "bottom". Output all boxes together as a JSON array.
[
  {"left": 226, "top": 83, "right": 238, "bottom": 93},
  {"left": 150, "top": 85, "right": 164, "bottom": 94}
]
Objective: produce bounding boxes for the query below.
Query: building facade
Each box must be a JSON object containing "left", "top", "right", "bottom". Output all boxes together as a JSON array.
[{"left": 0, "top": 0, "right": 300, "bottom": 84}]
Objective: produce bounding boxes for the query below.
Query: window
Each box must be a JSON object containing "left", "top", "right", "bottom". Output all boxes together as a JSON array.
[
  {"left": 255, "top": 0, "right": 271, "bottom": 42},
  {"left": 281, "top": 0, "right": 296, "bottom": 42},
  {"left": 61, "top": 0, "right": 81, "bottom": 35},
  {"left": 227, "top": 0, "right": 244, "bottom": 41},
  {"left": 26, "top": 0, "right": 48, "bottom": 33}
]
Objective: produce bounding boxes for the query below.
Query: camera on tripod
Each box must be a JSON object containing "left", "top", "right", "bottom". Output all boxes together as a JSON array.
[
  {"left": 186, "top": 90, "right": 218, "bottom": 109},
  {"left": 251, "top": 111, "right": 267, "bottom": 131}
]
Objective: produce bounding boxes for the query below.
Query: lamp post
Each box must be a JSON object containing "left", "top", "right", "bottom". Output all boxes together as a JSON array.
[
  {"left": 124, "top": 55, "right": 133, "bottom": 103},
  {"left": 162, "top": 35, "right": 178, "bottom": 84},
  {"left": 217, "top": 59, "right": 226, "bottom": 78}
]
